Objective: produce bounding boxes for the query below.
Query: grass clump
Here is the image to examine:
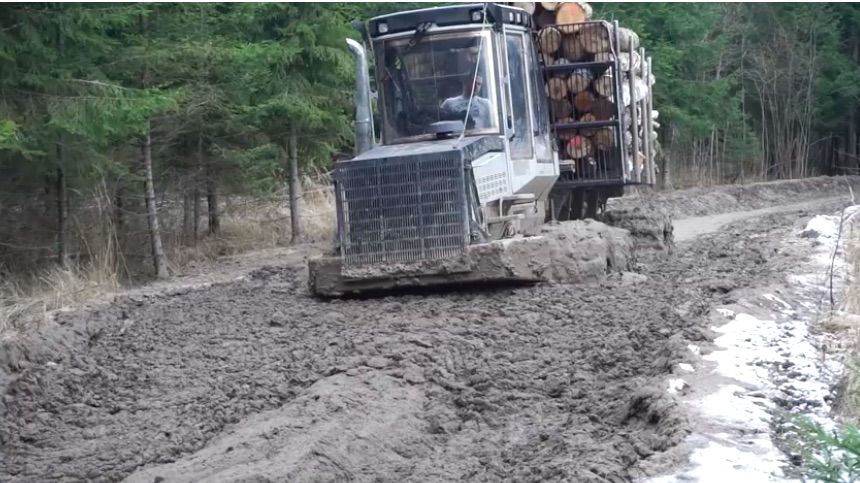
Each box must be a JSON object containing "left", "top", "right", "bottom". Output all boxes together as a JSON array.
[{"left": 799, "top": 211, "right": 860, "bottom": 481}]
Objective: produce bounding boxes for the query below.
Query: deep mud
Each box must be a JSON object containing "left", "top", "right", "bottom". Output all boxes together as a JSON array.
[{"left": 0, "top": 178, "right": 856, "bottom": 482}]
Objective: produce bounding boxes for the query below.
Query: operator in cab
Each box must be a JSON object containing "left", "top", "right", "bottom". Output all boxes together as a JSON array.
[{"left": 440, "top": 75, "right": 493, "bottom": 129}]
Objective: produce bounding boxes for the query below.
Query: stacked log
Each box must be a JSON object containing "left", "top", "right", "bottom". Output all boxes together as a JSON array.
[{"left": 503, "top": 1, "right": 660, "bottom": 183}]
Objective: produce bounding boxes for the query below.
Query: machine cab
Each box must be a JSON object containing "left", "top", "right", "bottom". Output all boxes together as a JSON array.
[{"left": 366, "top": 4, "right": 552, "bottom": 159}]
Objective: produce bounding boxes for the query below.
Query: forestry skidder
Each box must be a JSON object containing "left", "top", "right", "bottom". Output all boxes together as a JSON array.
[{"left": 308, "top": 2, "right": 658, "bottom": 297}]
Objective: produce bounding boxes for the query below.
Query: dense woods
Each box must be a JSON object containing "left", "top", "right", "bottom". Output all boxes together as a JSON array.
[{"left": 1, "top": 2, "right": 859, "bottom": 312}]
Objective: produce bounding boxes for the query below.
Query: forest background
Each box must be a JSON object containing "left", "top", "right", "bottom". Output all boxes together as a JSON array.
[{"left": 1, "top": 2, "right": 858, "bottom": 319}]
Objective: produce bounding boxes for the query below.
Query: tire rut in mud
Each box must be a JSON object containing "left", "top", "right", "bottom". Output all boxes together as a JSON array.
[{"left": 0, "top": 205, "right": 829, "bottom": 483}]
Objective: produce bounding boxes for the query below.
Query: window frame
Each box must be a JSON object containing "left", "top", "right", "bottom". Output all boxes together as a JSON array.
[
  {"left": 374, "top": 29, "right": 503, "bottom": 146},
  {"left": 500, "top": 27, "right": 535, "bottom": 161}
]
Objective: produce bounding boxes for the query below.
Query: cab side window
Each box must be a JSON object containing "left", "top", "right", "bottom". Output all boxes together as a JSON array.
[{"left": 505, "top": 32, "right": 534, "bottom": 160}]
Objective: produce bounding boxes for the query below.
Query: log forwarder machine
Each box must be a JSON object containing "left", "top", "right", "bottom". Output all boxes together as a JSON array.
[{"left": 308, "top": 3, "right": 655, "bottom": 297}]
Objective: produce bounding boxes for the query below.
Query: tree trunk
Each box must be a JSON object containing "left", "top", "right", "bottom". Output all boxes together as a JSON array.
[
  {"left": 115, "top": 185, "right": 124, "bottom": 232},
  {"left": 207, "top": 176, "right": 220, "bottom": 236},
  {"left": 288, "top": 124, "right": 302, "bottom": 244},
  {"left": 850, "top": 35, "right": 859, "bottom": 172},
  {"left": 140, "top": 12, "right": 167, "bottom": 279},
  {"left": 183, "top": 192, "right": 193, "bottom": 244},
  {"left": 661, "top": 125, "right": 675, "bottom": 190},
  {"left": 55, "top": 22, "right": 70, "bottom": 269},
  {"left": 142, "top": 124, "right": 168, "bottom": 278},
  {"left": 192, "top": 134, "right": 203, "bottom": 245},
  {"left": 56, "top": 144, "right": 70, "bottom": 268},
  {"left": 115, "top": 183, "right": 125, "bottom": 259}
]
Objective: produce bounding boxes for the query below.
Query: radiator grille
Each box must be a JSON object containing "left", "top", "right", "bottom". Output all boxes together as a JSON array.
[{"left": 334, "top": 154, "right": 469, "bottom": 267}]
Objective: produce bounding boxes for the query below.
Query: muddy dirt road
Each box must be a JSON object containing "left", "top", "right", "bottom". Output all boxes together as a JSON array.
[{"left": 0, "top": 177, "right": 857, "bottom": 482}]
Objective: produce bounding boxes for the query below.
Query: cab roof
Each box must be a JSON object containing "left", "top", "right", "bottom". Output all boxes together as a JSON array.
[{"left": 365, "top": 3, "right": 533, "bottom": 39}]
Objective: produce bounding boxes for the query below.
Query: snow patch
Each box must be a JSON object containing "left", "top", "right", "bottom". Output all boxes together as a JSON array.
[
  {"left": 668, "top": 379, "right": 687, "bottom": 395},
  {"left": 764, "top": 293, "right": 794, "bottom": 313},
  {"left": 647, "top": 206, "right": 858, "bottom": 482},
  {"left": 717, "top": 308, "right": 735, "bottom": 318}
]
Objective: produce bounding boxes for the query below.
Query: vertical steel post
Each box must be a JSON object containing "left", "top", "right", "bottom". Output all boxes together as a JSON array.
[
  {"left": 640, "top": 47, "right": 652, "bottom": 185},
  {"left": 628, "top": 41, "right": 639, "bottom": 183}
]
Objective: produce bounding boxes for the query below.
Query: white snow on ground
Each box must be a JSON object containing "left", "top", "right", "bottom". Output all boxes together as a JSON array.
[{"left": 647, "top": 206, "right": 860, "bottom": 483}]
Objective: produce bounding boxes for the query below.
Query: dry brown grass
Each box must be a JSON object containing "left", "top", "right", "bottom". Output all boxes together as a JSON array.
[
  {"left": 0, "top": 234, "right": 120, "bottom": 338},
  {"left": 0, "top": 174, "right": 337, "bottom": 337},
  {"left": 831, "top": 218, "right": 860, "bottom": 421}
]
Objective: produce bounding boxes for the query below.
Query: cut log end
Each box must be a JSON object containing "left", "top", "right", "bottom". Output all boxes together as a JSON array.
[
  {"left": 573, "top": 91, "right": 594, "bottom": 113},
  {"left": 578, "top": 23, "right": 611, "bottom": 54},
  {"left": 593, "top": 74, "right": 614, "bottom": 98},
  {"left": 592, "top": 128, "right": 614, "bottom": 150},
  {"left": 556, "top": 3, "right": 592, "bottom": 34},
  {"left": 566, "top": 69, "right": 592, "bottom": 94},
  {"left": 565, "top": 135, "right": 595, "bottom": 160},
  {"left": 591, "top": 99, "right": 615, "bottom": 121},
  {"left": 561, "top": 34, "right": 586, "bottom": 62},
  {"left": 538, "top": 27, "right": 563, "bottom": 55},
  {"left": 546, "top": 77, "right": 568, "bottom": 100}
]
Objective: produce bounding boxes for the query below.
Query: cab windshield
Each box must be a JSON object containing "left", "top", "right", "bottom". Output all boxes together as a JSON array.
[{"left": 376, "top": 31, "right": 500, "bottom": 144}]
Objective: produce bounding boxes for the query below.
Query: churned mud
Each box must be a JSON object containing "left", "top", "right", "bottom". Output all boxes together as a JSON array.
[{"left": 0, "top": 176, "right": 857, "bottom": 482}]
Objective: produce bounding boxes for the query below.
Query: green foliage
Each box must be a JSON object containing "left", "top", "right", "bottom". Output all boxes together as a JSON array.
[
  {"left": 797, "top": 416, "right": 860, "bottom": 482},
  {"left": 0, "top": 1, "right": 859, "bottom": 253}
]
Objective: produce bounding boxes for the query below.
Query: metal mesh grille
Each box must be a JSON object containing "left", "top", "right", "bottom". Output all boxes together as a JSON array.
[{"left": 335, "top": 154, "right": 468, "bottom": 267}]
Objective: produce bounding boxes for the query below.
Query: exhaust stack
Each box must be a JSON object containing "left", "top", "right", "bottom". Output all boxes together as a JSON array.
[{"left": 346, "top": 38, "right": 373, "bottom": 156}]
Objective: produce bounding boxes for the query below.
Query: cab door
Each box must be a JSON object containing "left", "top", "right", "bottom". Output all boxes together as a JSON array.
[{"left": 501, "top": 28, "right": 534, "bottom": 178}]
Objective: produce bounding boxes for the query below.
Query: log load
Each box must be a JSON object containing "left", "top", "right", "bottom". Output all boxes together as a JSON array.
[
  {"left": 561, "top": 34, "right": 586, "bottom": 61},
  {"left": 594, "top": 52, "right": 613, "bottom": 63},
  {"left": 546, "top": 77, "right": 568, "bottom": 100},
  {"left": 566, "top": 68, "right": 593, "bottom": 94},
  {"left": 593, "top": 73, "right": 613, "bottom": 98},
  {"left": 620, "top": 77, "right": 649, "bottom": 107},
  {"left": 573, "top": 91, "right": 594, "bottom": 113},
  {"left": 566, "top": 135, "right": 594, "bottom": 159},
  {"left": 616, "top": 52, "right": 641, "bottom": 74},
  {"left": 512, "top": 0, "right": 660, "bottom": 175},
  {"left": 556, "top": 3, "right": 592, "bottom": 33},
  {"left": 590, "top": 99, "right": 615, "bottom": 121},
  {"left": 577, "top": 22, "right": 610, "bottom": 54},
  {"left": 550, "top": 98, "right": 573, "bottom": 120},
  {"left": 538, "top": 27, "right": 563, "bottom": 55},
  {"left": 617, "top": 27, "right": 639, "bottom": 52},
  {"left": 592, "top": 127, "right": 614, "bottom": 151},
  {"left": 579, "top": 113, "right": 597, "bottom": 135},
  {"left": 557, "top": 118, "right": 576, "bottom": 140}
]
